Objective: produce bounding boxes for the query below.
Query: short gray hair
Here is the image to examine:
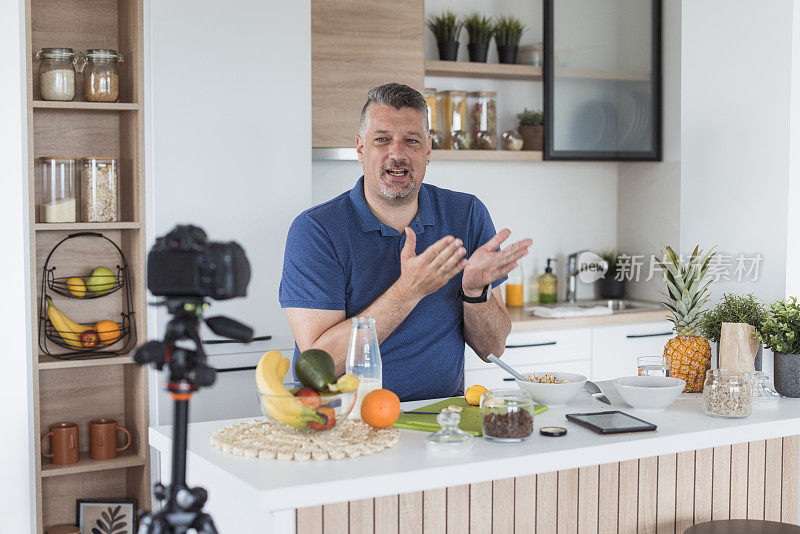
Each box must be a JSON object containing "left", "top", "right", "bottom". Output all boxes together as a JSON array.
[{"left": 358, "top": 83, "right": 429, "bottom": 139}]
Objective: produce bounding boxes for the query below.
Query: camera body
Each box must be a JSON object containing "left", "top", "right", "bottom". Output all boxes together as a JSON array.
[{"left": 147, "top": 225, "right": 251, "bottom": 300}]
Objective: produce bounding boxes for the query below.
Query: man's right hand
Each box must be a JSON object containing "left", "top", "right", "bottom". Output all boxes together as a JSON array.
[{"left": 396, "top": 227, "right": 467, "bottom": 301}]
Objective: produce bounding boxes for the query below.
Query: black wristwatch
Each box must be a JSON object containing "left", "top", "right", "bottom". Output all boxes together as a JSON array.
[{"left": 458, "top": 284, "right": 491, "bottom": 303}]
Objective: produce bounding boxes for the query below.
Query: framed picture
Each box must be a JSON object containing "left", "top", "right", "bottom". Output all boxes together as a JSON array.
[{"left": 76, "top": 498, "right": 137, "bottom": 534}]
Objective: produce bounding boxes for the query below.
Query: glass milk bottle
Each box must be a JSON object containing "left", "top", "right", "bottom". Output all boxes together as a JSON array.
[{"left": 346, "top": 316, "right": 383, "bottom": 419}]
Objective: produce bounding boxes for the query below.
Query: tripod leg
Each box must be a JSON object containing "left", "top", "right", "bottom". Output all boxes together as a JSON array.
[
  {"left": 194, "top": 513, "right": 219, "bottom": 534},
  {"left": 137, "top": 513, "right": 168, "bottom": 534}
]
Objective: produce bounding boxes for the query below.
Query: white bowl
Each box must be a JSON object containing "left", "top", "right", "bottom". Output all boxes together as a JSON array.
[
  {"left": 612, "top": 375, "right": 686, "bottom": 411},
  {"left": 515, "top": 372, "right": 587, "bottom": 407}
]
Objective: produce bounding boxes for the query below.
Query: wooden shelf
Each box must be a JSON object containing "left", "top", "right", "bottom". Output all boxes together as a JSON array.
[
  {"left": 34, "top": 222, "right": 142, "bottom": 231},
  {"left": 38, "top": 353, "right": 135, "bottom": 370},
  {"left": 33, "top": 101, "right": 139, "bottom": 111},
  {"left": 425, "top": 60, "right": 542, "bottom": 81},
  {"left": 431, "top": 149, "right": 543, "bottom": 162},
  {"left": 41, "top": 450, "right": 145, "bottom": 478},
  {"left": 554, "top": 67, "right": 651, "bottom": 82}
]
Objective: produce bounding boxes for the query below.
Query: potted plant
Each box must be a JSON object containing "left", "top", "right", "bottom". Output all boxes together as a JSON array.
[
  {"left": 427, "top": 10, "right": 463, "bottom": 62},
  {"left": 463, "top": 12, "right": 493, "bottom": 63},
  {"left": 492, "top": 15, "right": 526, "bottom": 64},
  {"left": 599, "top": 252, "right": 626, "bottom": 299},
  {"left": 758, "top": 297, "right": 800, "bottom": 397},
  {"left": 699, "top": 293, "right": 767, "bottom": 370},
  {"left": 516, "top": 108, "right": 543, "bottom": 151}
]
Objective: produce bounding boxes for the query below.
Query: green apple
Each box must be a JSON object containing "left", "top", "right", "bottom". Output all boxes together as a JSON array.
[{"left": 86, "top": 266, "right": 116, "bottom": 295}]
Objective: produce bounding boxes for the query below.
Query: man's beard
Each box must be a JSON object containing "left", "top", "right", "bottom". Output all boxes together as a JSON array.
[{"left": 377, "top": 172, "right": 416, "bottom": 199}]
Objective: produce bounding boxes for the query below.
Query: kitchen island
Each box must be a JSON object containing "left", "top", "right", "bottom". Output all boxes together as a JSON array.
[{"left": 149, "top": 383, "right": 800, "bottom": 533}]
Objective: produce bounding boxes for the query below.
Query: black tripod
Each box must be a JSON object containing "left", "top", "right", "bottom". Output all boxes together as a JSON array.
[{"left": 134, "top": 298, "right": 253, "bottom": 534}]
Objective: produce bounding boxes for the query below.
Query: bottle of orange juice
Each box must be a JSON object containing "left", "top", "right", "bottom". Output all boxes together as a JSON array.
[{"left": 505, "top": 264, "right": 524, "bottom": 307}]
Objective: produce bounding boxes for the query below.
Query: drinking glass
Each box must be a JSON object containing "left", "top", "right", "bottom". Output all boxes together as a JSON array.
[{"left": 637, "top": 356, "right": 670, "bottom": 377}]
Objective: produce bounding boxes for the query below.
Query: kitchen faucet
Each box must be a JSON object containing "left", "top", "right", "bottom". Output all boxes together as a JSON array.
[{"left": 566, "top": 249, "right": 591, "bottom": 304}]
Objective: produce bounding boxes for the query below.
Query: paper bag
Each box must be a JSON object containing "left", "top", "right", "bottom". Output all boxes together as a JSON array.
[{"left": 718, "top": 322, "right": 759, "bottom": 372}]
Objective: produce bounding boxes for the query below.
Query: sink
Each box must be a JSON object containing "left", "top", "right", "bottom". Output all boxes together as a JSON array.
[{"left": 527, "top": 299, "right": 663, "bottom": 317}]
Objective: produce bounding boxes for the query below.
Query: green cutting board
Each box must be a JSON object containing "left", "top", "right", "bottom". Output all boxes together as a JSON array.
[{"left": 393, "top": 397, "right": 548, "bottom": 437}]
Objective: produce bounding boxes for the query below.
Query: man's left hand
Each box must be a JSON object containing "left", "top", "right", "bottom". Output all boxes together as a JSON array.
[{"left": 462, "top": 229, "right": 533, "bottom": 297}]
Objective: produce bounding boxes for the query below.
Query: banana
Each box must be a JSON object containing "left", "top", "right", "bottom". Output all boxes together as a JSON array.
[
  {"left": 277, "top": 357, "right": 291, "bottom": 382},
  {"left": 256, "top": 351, "right": 321, "bottom": 428},
  {"left": 46, "top": 297, "right": 92, "bottom": 348}
]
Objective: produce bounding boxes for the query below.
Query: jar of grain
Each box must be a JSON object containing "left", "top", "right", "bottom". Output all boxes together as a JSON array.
[
  {"left": 81, "top": 157, "right": 119, "bottom": 222},
  {"left": 468, "top": 91, "right": 497, "bottom": 150},
  {"left": 38, "top": 157, "right": 77, "bottom": 223},
  {"left": 35, "top": 48, "right": 77, "bottom": 101},
  {"left": 439, "top": 90, "right": 469, "bottom": 149},
  {"left": 703, "top": 369, "right": 753, "bottom": 418},
  {"left": 80, "top": 49, "right": 123, "bottom": 102}
]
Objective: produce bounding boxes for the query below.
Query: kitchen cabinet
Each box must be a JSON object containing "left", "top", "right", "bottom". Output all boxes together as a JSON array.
[
  {"left": 312, "top": 0, "right": 425, "bottom": 147},
  {"left": 591, "top": 320, "right": 673, "bottom": 380}
]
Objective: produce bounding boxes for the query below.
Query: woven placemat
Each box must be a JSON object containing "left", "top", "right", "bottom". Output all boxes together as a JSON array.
[{"left": 210, "top": 418, "right": 399, "bottom": 461}]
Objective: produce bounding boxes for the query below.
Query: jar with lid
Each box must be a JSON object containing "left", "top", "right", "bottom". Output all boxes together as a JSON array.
[
  {"left": 81, "top": 157, "right": 119, "bottom": 222},
  {"left": 79, "top": 49, "right": 124, "bottom": 102},
  {"left": 468, "top": 91, "right": 497, "bottom": 150},
  {"left": 35, "top": 48, "right": 77, "bottom": 101},
  {"left": 38, "top": 157, "right": 77, "bottom": 223},
  {"left": 439, "top": 90, "right": 469, "bottom": 149},
  {"left": 481, "top": 389, "right": 534, "bottom": 441},
  {"left": 702, "top": 369, "right": 753, "bottom": 418}
]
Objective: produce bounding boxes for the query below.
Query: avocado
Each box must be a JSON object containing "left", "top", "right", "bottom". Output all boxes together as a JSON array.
[{"left": 294, "top": 349, "right": 336, "bottom": 392}]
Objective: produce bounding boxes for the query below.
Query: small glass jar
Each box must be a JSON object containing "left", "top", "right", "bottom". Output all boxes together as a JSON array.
[
  {"left": 468, "top": 91, "right": 497, "bottom": 150},
  {"left": 81, "top": 157, "right": 119, "bottom": 222},
  {"left": 35, "top": 48, "right": 77, "bottom": 101},
  {"left": 426, "top": 410, "right": 474, "bottom": 453},
  {"left": 439, "top": 90, "right": 468, "bottom": 149},
  {"left": 703, "top": 369, "right": 753, "bottom": 418},
  {"left": 38, "top": 157, "right": 77, "bottom": 223},
  {"left": 80, "top": 49, "right": 124, "bottom": 102},
  {"left": 423, "top": 87, "right": 438, "bottom": 133},
  {"left": 481, "top": 389, "right": 534, "bottom": 442}
]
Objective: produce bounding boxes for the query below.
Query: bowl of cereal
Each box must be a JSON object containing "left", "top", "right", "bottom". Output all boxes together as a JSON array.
[{"left": 514, "top": 372, "right": 587, "bottom": 407}]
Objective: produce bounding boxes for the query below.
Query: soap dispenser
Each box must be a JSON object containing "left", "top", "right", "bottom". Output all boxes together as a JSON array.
[{"left": 538, "top": 258, "right": 557, "bottom": 303}]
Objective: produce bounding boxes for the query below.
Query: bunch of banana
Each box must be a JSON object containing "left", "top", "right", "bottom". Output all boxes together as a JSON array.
[
  {"left": 46, "top": 297, "right": 92, "bottom": 348},
  {"left": 256, "top": 350, "right": 323, "bottom": 429}
]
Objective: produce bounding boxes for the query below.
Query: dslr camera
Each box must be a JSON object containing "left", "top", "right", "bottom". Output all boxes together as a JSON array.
[{"left": 146, "top": 224, "right": 250, "bottom": 300}]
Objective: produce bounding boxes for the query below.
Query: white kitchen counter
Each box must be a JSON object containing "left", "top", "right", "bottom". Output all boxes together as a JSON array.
[{"left": 149, "top": 383, "right": 800, "bottom": 533}]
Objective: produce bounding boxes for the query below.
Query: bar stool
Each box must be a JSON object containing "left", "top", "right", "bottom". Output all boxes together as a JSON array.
[{"left": 686, "top": 520, "right": 800, "bottom": 534}]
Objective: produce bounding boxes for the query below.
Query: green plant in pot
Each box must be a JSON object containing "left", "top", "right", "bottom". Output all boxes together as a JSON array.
[
  {"left": 599, "top": 252, "right": 626, "bottom": 299},
  {"left": 463, "top": 12, "right": 493, "bottom": 63},
  {"left": 516, "top": 108, "right": 543, "bottom": 151},
  {"left": 427, "top": 10, "right": 463, "bottom": 62},
  {"left": 699, "top": 293, "right": 767, "bottom": 371},
  {"left": 758, "top": 296, "right": 800, "bottom": 397},
  {"left": 493, "top": 15, "right": 526, "bottom": 64}
]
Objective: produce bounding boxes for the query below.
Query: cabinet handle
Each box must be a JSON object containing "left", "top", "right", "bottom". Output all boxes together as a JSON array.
[
  {"left": 215, "top": 365, "right": 257, "bottom": 374},
  {"left": 505, "top": 341, "right": 557, "bottom": 349},
  {"left": 502, "top": 377, "right": 516, "bottom": 381},
  {"left": 203, "top": 335, "right": 272, "bottom": 345},
  {"left": 626, "top": 332, "right": 673, "bottom": 339}
]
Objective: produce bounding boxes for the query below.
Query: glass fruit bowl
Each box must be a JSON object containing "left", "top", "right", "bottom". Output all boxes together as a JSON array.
[{"left": 257, "top": 382, "right": 357, "bottom": 433}]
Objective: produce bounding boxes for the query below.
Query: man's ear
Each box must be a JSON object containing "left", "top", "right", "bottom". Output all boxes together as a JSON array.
[{"left": 355, "top": 135, "right": 365, "bottom": 164}]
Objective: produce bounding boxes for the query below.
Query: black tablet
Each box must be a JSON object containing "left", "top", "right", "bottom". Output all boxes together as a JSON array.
[{"left": 565, "top": 411, "right": 657, "bottom": 434}]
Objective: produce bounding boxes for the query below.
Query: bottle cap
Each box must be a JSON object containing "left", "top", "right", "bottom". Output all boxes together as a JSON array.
[{"left": 540, "top": 426, "right": 567, "bottom": 437}]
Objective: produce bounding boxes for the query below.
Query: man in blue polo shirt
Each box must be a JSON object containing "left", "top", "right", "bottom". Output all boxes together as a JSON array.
[{"left": 279, "top": 83, "right": 532, "bottom": 401}]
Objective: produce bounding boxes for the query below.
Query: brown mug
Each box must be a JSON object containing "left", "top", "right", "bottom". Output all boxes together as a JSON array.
[
  {"left": 41, "top": 422, "right": 79, "bottom": 465},
  {"left": 89, "top": 418, "right": 131, "bottom": 460}
]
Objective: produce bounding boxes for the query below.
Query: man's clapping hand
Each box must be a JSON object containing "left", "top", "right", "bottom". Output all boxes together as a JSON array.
[
  {"left": 396, "top": 227, "right": 467, "bottom": 300},
  {"left": 461, "top": 229, "right": 532, "bottom": 297}
]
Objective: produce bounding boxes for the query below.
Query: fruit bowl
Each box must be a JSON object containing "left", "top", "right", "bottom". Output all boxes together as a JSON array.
[{"left": 258, "top": 382, "right": 357, "bottom": 433}]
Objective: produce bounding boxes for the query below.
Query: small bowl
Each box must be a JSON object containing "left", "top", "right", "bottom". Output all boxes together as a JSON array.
[
  {"left": 257, "top": 383, "right": 356, "bottom": 433},
  {"left": 515, "top": 372, "right": 587, "bottom": 407},
  {"left": 612, "top": 375, "right": 686, "bottom": 411}
]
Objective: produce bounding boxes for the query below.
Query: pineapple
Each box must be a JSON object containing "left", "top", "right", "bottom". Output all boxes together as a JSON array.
[{"left": 657, "top": 245, "right": 716, "bottom": 392}]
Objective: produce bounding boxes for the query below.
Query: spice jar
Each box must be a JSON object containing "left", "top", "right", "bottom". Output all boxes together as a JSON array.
[
  {"left": 35, "top": 48, "right": 77, "bottom": 101},
  {"left": 703, "top": 369, "right": 753, "bottom": 418},
  {"left": 81, "top": 157, "right": 119, "bottom": 222},
  {"left": 38, "top": 157, "right": 77, "bottom": 223},
  {"left": 80, "top": 49, "right": 123, "bottom": 102},
  {"left": 439, "top": 90, "right": 469, "bottom": 149},
  {"left": 468, "top": 91, "right": 497, "bottom": 150},
  {"left": 481, "top": 389, "right": 534, "bottom": 442}
]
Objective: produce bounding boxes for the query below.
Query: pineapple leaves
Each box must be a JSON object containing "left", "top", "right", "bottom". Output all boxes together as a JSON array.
[{"left": 659, "top": 244, "right": 717, "bottom": 337}]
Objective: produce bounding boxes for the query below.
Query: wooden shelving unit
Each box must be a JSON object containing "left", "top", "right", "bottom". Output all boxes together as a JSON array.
[
  {"left": 24, "top": 0, "right": 149, "bottom": 531},
  {"left": 431, "top": 149, "right": 543, "bottom": 162},
  {"left": 425, "top": 60, "right": 543, "bottom": 81}
]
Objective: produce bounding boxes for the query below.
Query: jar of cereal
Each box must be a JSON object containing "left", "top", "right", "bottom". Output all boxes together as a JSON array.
[
  {"left": 439, "top": 90, "right": 469, "bottom": 149},
  {"left": 79, "top": 49, "right": 124, "bottom": 102},
  {"left": 468, "top": 91, "right": 497, "bottom": 150},
  {"left": 35, "top": 48, "right": 77, "bottom": 101},
  {"left": 81, "top": 157, "right": 119, "bottom": 222}
]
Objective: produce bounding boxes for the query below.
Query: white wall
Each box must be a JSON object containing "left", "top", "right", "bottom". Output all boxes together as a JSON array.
[
  {"left": 0, "top": 0, "right": 34, "bottom": 531},
  {"left": 788, "top": 0, "right": 800, "bottom": 299}
]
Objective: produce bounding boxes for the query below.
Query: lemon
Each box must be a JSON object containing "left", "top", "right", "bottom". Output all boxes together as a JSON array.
[
  {"left": 66, "top": 277, "right": 86, "bottom": 298},
  {"left": 465, "top": 384, "right": 487, "bottom": 406}
]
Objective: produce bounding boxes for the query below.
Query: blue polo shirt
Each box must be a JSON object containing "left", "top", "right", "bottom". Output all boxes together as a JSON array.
[{"left": 279, "top": 176, "right": 506, "bottom": 401}]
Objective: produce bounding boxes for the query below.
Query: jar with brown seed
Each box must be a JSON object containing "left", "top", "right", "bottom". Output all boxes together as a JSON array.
[{"left": 79, "top": 49, "right": 123, "bottom": 102}]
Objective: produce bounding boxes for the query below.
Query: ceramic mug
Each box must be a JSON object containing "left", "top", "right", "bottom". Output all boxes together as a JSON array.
[
  {"left": 89, "top": 418, "right": 131, "bottom": 460},
  {"left": 41, "top": 422, "right": 79, "bottom": 465}
]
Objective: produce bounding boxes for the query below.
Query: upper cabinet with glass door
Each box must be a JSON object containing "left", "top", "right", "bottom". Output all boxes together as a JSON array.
[{"left": 544, "top": 0, "right": 661, "bottom": 160}]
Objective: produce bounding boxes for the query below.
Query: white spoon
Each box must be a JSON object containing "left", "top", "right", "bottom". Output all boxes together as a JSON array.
[{"left": 487, "top": 354, "right": 527, "bottom": 382}]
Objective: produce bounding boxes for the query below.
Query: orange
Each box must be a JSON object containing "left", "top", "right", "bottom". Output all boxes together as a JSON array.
[
  {"left": 360, "top": 389, "right": 400, "bottom": 429},
  {"left": 465, "top": 384, "right": 487, "bottom": 406},
  {"left": 94, "top": 320, "right": 120, "bottom": 345}
]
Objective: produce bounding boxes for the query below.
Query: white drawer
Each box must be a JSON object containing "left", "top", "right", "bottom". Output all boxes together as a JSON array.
[
  {"left": 591, "top": 321, "right": 674, "bottom": 381},
  {"left": 465, "top": 327, "right": 592, "bottom": 371},
  {"left": 465, "top": 359, "right": 592, "bottom": 391}
]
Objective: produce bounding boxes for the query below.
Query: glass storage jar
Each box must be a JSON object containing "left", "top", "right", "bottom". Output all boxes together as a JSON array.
[
  {"left": 80, "top": 49, "right": 124, "bottom": 102},
  {"left": 468, "top": 91, "right": 497, "bottom": 150},
  {"left": 38, "top": 157, "right": 77, "bottom": 223},
  {"left": 439, "top": 90, "right": 469, "bottom": 149},
  {"left": 481, "top": 389, "right": 534, "bottom": 442},
  {"left": 703, "top": 369, "right": 753, "bottom": 418},
  {"left": 423, "top": 87, "right": 438, "bottom": 133},
  {"left": 81, "top": 157, "right": 119, "bottom": 222},
  {"left": 35, "top": 48, "right": 77, "bottom": 101}
]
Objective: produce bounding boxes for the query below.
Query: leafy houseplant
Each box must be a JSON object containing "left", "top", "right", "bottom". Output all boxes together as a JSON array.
[
  {"left": 427, "top": 10, "right": 463, "bottom": 61},
  {"left": 599, "top": 251, "right": 626, "bottom": 299},
  {"left": 493, "top": 15, "right": 526, "bottom": 64},
  {"left": 516, "top": 108, "right": 543, "bottom": 151},
  {"left": 759, "top": 297, "right": 800, "bottom": 397},
  {"left": 699, "top": 293, "right": 767, "bottom": 371},
  {"left": 463, "top": 12, "right": 493, "bottom": 63}
]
